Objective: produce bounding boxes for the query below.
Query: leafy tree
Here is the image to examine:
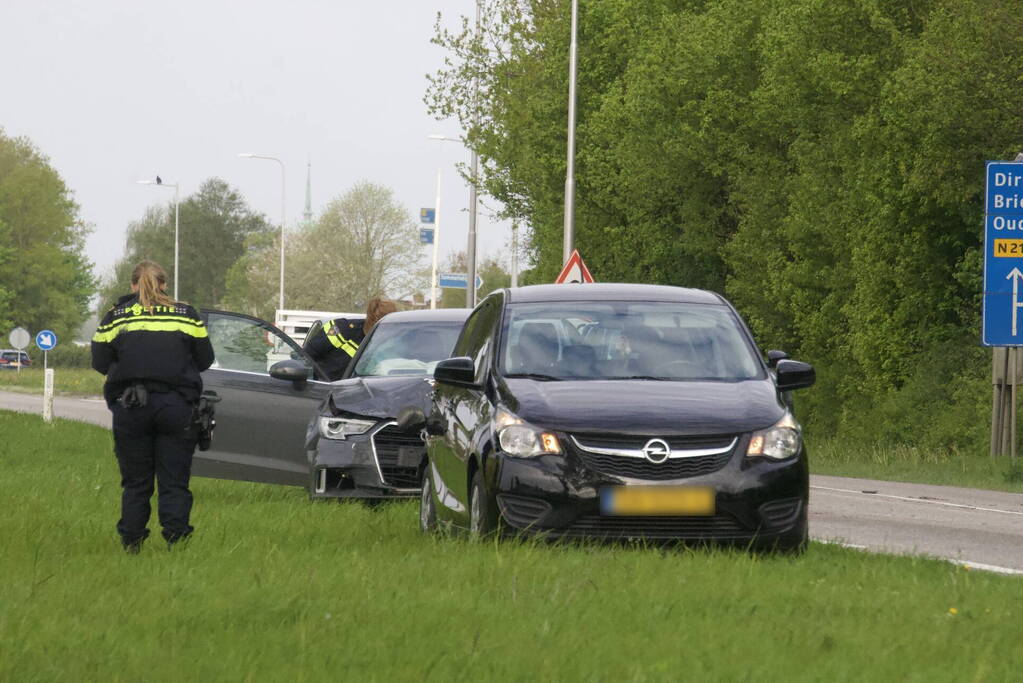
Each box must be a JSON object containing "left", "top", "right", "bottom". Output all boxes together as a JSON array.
[
  {"left": 429, "top": 0, "right": 1023, "bottom": 454},
  {"left": 0, "top": 129, "right": 96, "bottom": 341},
  {"left": 224, "top": 181, "right": 426, "bottom": 318},
  {"left": 100, "top": 178, "right": 273, "bottom": 312}
]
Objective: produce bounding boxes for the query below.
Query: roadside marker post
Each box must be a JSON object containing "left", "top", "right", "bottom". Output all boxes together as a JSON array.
[
  {"left": 35, "top": 330, "right": 57, "bottom": 424},
  {"left": 985, "top": 159, "right": 1023, "bottom": 459}
]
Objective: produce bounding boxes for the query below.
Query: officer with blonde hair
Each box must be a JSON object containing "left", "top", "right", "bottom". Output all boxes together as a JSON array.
[
  {"left": 306, "top": 297, "right": 397, "bottom": 380},
  {"left": 92, "top": 260, "right": 214, "bottom": 553}
]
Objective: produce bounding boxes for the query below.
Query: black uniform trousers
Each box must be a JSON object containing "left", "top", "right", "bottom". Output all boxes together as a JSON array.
[{"left": 111, "top": 391, "right": 198, "bottom": 546}]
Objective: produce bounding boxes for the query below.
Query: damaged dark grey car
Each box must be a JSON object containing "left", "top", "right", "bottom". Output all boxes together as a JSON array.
[
  {"left": 192, "top": 308, "right": 468, "bottom": 500},
  {"left": 307, "top": 309, "right": 470, "bottom": 499}
]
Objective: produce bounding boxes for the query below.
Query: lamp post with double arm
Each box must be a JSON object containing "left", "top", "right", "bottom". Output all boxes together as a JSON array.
[
  {"left": 238, "top": 153, "right": 287, "bottom": 310},
  {"left": 137, "top": 177, "right": 180, "bottom": 299}
]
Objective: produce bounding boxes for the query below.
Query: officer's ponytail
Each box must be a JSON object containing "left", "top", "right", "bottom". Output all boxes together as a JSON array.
[{"left": 132, "top": 260, "right": 176, "bottom": 312}]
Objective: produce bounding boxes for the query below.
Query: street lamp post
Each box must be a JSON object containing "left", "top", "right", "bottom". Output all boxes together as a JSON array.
[
  {"left": 238, "top": 154, "right": 286, "bottom": 310},
  {"left": 137, "top": 178, "right": 180, "bottom": 299},
  {"left": 428, "top": 134, "right": 480, "bottom": 308},
  {"left": 563, "top": 0, "right": 579, "bottom": 263},
  {"left": 431, "top": 168, "right": 442, "bottom": 310}
]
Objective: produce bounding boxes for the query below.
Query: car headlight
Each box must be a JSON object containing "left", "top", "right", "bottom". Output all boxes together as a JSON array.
[
  {"left": 319, "top": 415, "right": 375, "bottom": 440},
  {"left": 493, "top": 408, "right": 561, "bottom": 457},
  {"left": 746, "top": 413, "right": 802, "bottom": 459}
]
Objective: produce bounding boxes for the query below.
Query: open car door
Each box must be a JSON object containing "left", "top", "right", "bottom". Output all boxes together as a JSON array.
[{"left": 194, "top": 310, "right": 332, "bottom": 486}]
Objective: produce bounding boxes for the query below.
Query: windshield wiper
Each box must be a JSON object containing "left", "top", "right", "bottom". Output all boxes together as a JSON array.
[{"left": 503, "top": 372, "right": 563, "bottom": 382}]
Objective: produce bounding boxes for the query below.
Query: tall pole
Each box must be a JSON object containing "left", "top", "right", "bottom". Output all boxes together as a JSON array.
[
  {"left": 511, "top": 221, "right": 519, "bottom": 288},
  {"left": 137, "top": 178, "right": 180, "bottom": 298},
  {"left": 173, "top": 183, "right": 180, "bottom": 300},
  {"left": 467, "top": 0, "right": 482, "bottom": 308},
  {"left": 431, "top": 168, "right": 442, "bottom": 310},
  {"left": 278, "top": 162, "right": 286, "bottom": 311},
  {"left": 562, "top": 0, "right": 579, "bottom": 264}
]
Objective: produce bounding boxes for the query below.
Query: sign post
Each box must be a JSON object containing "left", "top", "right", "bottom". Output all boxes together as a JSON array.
[
  {"left": 984, "top": 161, "right": 1023, "bottom": 458},
  {"left": 35, "top": 330, "right": 57, "bottom": 424},
  {"left": 8, "top": 326, "right": 30, "bottom": 373},
  {"left": 438, "top": 273, "right": 484, "bottom": 290}
]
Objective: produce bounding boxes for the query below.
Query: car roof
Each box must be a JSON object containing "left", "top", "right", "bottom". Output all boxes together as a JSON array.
[
  {"left": 502, "top": 283, "right": 725, "bottom": 305},
  {"left": 376, "top": 308, "right": 472, "bottom": 324}
]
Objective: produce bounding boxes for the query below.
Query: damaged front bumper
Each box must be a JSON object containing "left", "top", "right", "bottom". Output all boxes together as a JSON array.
[{"left": 308, "top": 421, "right": 426, "bottom": 500}]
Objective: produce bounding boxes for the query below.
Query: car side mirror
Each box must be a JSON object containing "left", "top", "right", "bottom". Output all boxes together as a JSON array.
[
  {"left": 433, "top": 356, "right": 478, "bottom": 387},
  {"left": 766, "top": 349, "right": 789, "bottom": 369},
  {"left": 269, "top": 359, "right": 311, "bottom": 384},
  {"left": 775, "top": 359, "right": 815, "bottom": 391},
  {"left": 395, "top": 406, "right": 427, "bottom": 432}
]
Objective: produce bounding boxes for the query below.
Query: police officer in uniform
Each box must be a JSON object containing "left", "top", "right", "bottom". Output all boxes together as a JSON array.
[
  {"left": 91, "top": 260, "right": 215, "bottom": 553},
  {"left": 306, "top": 297, "right": 396, "bottom": 381}
]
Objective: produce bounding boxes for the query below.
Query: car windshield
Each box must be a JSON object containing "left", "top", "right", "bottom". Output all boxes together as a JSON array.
[
  {"left": 351, "top": 321, "right": 463, "bottom": 377},
  {"left": 500, "top": 302, "right": 763, "bottom": 381}
]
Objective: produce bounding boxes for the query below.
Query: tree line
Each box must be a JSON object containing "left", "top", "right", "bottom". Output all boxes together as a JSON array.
[{"left": 428, "top": 0, "right": 1023, "bottom": 454}]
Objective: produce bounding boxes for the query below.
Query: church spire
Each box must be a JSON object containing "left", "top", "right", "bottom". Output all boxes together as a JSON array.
[{"left": 303, "top": 157, "right": 313, "bottom": 224}]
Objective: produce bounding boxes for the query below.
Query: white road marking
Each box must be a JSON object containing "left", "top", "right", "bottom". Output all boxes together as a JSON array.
[
  {"left": 811, "top": 484, "right": 1023, "bottom": 516},
  {"left": 815, "top": 539, "right": 1023, "bottom": 577}
]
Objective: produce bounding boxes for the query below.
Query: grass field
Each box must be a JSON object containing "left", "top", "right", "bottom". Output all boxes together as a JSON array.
[
  {"left": 1, "top": 411, "right": 1021, "bottom": 681},
  {"left": 812, "top": 439, "right": 1023, "bottom": 493},
  {"left": 0, "top": 367, "right": 103, "bottom": 397}
]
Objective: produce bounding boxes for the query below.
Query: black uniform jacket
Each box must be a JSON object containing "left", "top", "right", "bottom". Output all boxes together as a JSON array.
[
  {"left": 91, "top": 294, "right": 215, "bottom": 406},
  {"left": 305, "top": 317, "right": 365, "bottom": 381}
]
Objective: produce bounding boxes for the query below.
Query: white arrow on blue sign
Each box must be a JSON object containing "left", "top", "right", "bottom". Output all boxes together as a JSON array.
[
  {"left": 35, "top": 329, "right": 57, "bottom": 351},
  {"left": 439, "top": 272, "right": 483, "bottom": 290},
  {"left": 983, "top": 161, "right": 1023, "bottom": 346}
]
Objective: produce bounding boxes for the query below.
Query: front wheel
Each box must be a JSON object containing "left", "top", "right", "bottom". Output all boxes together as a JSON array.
[
  {"left": 468, "top": 470, "right": 498, "bottom": 539},
  {"left": 420, "top": 467, "right": 438, "bottom": 534}
]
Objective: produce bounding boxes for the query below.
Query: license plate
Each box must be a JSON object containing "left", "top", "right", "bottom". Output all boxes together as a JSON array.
[{"left": 600, "top": 486, "right": 715, "bottom": 516}]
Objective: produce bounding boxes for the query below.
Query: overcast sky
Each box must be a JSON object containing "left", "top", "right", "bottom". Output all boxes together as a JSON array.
[{"left": 2, "top": 0, "right": 514, "bottom": 287}]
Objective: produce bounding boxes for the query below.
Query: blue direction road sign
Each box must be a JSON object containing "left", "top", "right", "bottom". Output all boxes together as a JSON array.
[
  {"left": 420, "top": 208, "right": 436, "bottom": 224},
  {"left": 983, "top": 162, "right": 1023, "bottom": 345},
  {"left": 420, "top": 227, "right": 435, "bottom": 245},
  {"left": 35, "top": 329, "right": 57, "bottom": 351},
  {"left": 439, "top": 272, "right": 484, "bottom": 290}
]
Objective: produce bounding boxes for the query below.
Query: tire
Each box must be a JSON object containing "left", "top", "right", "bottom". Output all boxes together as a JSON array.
[
  {"left": 468, "top": 469, "right": 498, "bottom": 539},
  {"left": 420, "top": 467, "right": 438, "bottom": 534}
]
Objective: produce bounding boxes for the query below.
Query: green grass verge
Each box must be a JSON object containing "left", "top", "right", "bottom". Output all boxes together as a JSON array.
[
  {"left": 0, "top": 367, "right": 104, "bottom": 397},
  {"left": 811, "top": 439, "right": 1023, "bottom": 493},
  {"left": 1, "top": 411, "right": 1021, "bottom": 681}
]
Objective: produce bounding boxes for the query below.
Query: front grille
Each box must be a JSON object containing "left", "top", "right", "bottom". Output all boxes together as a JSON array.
[
  {"left": 575, "top": 434, "right": 735, "bottom": 451},
  {"left": 576, "top": 450, "right": 733, "bottom": 481},
  {"left": 373, "top": 426, "right": 425, "bottom": 489},
  {"left": 560, "top": 513, "right": 750, "bottom": 540},
  {"left": 571, "top": 433, "right": 736, "bottom": 481}
]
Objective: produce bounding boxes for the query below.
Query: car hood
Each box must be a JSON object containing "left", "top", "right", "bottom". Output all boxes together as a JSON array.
[
  {"left": 325, "top": 375, "right": 434, "bottom": 419},
  {"left": 497, "top": 378, "right": 786, "bottom": 436}
]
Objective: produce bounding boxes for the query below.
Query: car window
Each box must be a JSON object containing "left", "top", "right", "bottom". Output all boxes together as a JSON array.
[
  {"left": 206, "top": 312, "right": 313, "bottom": 376},
  {"left": 453, "top": 296, "right": 502, "bottom": 382},
  {"left": 351, "top": 321, "right": 464, "bottom": 377},
  {"left": 500, "top": 302, "right": 763, "bottom": 381}
]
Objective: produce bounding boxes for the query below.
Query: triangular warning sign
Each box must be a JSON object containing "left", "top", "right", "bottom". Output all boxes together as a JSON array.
[{"left": 555, "top": 249, "right": 594, "bottom": 284}]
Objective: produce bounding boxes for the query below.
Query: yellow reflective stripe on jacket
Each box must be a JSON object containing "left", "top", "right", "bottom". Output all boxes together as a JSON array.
[
  {"left": 325, "top": 324, "right": 359, "bottom": 358},
  {"left": 92, "top": 319, "right": 209, "bottom": 343},
  {"left": 95, "top": 314, "right": 206, "bottom": 332}
]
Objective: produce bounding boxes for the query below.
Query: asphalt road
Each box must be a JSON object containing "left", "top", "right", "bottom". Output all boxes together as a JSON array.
[{"left": 3, "top": 390, "right": 1021, "bottom": 574}]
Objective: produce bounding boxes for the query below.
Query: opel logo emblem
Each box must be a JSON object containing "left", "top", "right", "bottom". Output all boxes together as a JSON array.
[{"left": 642, "top": 439, "right": 671, "bottom": 463}]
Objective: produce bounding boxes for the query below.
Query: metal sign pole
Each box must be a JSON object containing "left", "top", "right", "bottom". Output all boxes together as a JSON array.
[{"left": 1013, "top": 347, "right": 1019, "bottom": 461}]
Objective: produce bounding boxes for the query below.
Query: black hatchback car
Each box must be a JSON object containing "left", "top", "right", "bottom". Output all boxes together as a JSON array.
[{"left": 418, "top": 284, "right": 815, "bottom": 551}]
